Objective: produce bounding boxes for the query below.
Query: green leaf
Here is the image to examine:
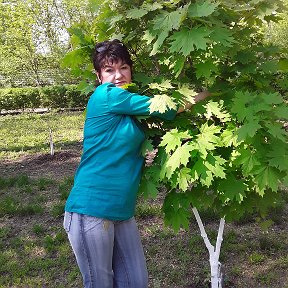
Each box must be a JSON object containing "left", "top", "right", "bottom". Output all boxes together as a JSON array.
[
  {"left": 77, "top": 81, "right": 95, "bottom": 95},
  {"left": 195, "top": 59, "right": 218, "bottom": 79},
  {"left": 259, "top": 60, "right": 279, "bottom": 73},
  {"left": 217, "top": 175, "right": 247, "bottom": 203},
  {"left": 139, "top": 178, "right": 159, "bottom": 199},
  {"left": 163, "top": 192, "right": 190, "bottom": 231},
  {"left": 235, "top": 50, "right": 256, "bottom": 64},
  {"left": 126, "top": 8, "right": 145, "bottom": 20},
  {"left": 234, "top": 147, "right": 261, "bottom": 175},
  {"left": 204, "top": 100, "right": 231, "bottom": 122},
  {"left": 164, "top": 206, "right": 190, "bottom": 232},
  {"left": 152, "top": 9, "right": 185, "bottom": 32},
  {"left": 143, "top": 29, "right": 156, "bottom": 45},
  {"left": 254, "top": 166, "right": 281, "bottom": 193},
  {"left": 170, "top": 56, "right": 186, "bottom": 77},
  {"left": 187, "top": 187, "right": 216, "bottom": 209},
  {"left": 109, "top": 15, "right": 123, "bottom": 27},
  {"left": 149, "top": 80, "right": 174, "bottom": 91},
  {"left": 237, "top": 119, "right": 262, "bottom": 141},
  {"left": 149, "top": 5, "right": 189, "bottom": 55},
  {"left": 148, "top": 94, "right": 177, "bottom": 113},
  {"left": 176, "top": 84, "right": 197, "bottom": 104},
  {"left": 274, "top": 105, "right": 288, "bottom": 120},
  {"left": 166, "top": 143, "right": 193, "bottom": 174},
  {"left": 265, "top": 122, "right": 286, "bottom": 142},
  {"left": 188, "top": 1, "right": 218, "bottom": 18},
  {"left": 150, "top": 30, "right": 169, "bottom": 55},
  {"left": 268, "top": 141, "right": 288, "bottom": 171},
  {"left": 169, "top": 27, "right": 211, "bottom": 56},
  {"left": 62, "top": 49, "right": 86, "bottom": 69},
  {"left": 121, "top": 82, "right": 139, "bottom": 93},
  {"left": 231, "top": 91, "right": 255, "bottom": 122},
  {"left": 190, "top": 159, "right": 214, "bottom": 187},
  {"left": 140, "top": 139, "right": 154, "bottom": 157},
  {"left": 177, "top": 167, "right": 192, "bottom": 191},
  {"left": 160, "top": 160, "right": 174, "bottom": 180},
  {"left": 278, "top": 59, "right": 288, "bottom": 72},
  {"left": 221, "top": 125, "right": 238, "bottom": 147},
  {"left": 210, "top": 27, "right": 236, "bottom": 47},
  {"left": 261, "top": 92, "right": 283, "bottom": 105},
  {"left": 194, "top": 123, "right": 222, "bottom": 157},
  {"left": 159, "top": 129, "right": 190, "bottom": 153},
  {"left": 204, "top": 154, "right": 226, "bottom": 179}
]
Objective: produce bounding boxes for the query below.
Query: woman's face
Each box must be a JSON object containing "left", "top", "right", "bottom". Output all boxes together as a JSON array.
[{"left": 98, "top": 60, "right": 132, "bottom": 87}]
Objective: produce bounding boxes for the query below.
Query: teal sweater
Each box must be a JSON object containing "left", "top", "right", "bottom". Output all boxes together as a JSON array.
[{"left": 65, "top": 82, "right": 176, "bottom": 220}]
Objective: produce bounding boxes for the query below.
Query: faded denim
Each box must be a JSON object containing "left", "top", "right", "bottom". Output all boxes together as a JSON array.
[{"left": 63, "top": 212, "right": 148, "bottom": 288}]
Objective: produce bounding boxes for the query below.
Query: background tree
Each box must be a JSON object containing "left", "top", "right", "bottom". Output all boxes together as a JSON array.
[
  {"left": 265, "top": 0, "right": 288, "bottom": 49},
  {"left": 0, "top": 0, "right": 100, "bottom": 87}
]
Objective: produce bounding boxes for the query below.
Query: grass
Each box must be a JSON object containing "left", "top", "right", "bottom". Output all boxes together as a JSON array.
[
  {"left": 0, "top": 112, "right": 288, "bottom": 287},
  {"left": 0, "top": 111, "right": 84, "bottom": 159}
]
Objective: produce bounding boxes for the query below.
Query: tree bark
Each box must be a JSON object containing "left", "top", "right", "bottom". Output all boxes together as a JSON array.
[{"left": 192, "top": 207, "right": 225, "bottom": 288}]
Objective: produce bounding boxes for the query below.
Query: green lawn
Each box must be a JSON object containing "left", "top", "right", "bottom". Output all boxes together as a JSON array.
[
  {"left": 0, "top": 112, "right": 287, "bottom": 288},
  {"left": 0, "top": 111, "right": 84, "bottom": 159}
]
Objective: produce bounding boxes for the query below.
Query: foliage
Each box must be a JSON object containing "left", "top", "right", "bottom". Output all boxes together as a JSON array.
[
  {"left": 63, "top": 0, "right": 288, "bottom": 230},
  {"left": 0, "top": 85, "right": 90, "bottom": 111},
  {"left": 264, "top": 0, "right": 288, "bottom": 48},
  {"left": 0, "top": 0, "right": 100, "bottom": 87}
]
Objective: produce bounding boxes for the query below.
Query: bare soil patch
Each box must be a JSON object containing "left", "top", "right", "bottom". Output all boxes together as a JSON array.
[{"left": 0, "top": 149, "right": 81, "bottom": 180}]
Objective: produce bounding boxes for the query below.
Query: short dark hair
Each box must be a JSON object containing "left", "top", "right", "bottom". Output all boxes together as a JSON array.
[{"left": 92, "top": 39, "right": 133, "bottom": 74}]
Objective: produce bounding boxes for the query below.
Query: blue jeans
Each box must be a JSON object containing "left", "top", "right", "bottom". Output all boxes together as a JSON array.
[{"left": 63, "top": 212, "right": 148, "bottom": 288}]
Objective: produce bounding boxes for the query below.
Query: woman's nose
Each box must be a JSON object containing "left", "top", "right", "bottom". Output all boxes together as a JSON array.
[{"left": 115, "top": 69, "right": 123, "bottom": 79}]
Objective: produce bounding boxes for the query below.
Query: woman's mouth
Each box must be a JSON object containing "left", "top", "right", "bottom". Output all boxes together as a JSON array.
[{"left": 115, "top": 81, "right": 127, "bottom": 87}]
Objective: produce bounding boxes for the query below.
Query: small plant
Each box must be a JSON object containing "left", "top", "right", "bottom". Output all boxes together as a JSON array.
[
  {"left": 136, "top": 202, "right": 162, "bottom": 218},
  {"left": 51, "top": 203, "right": 65, "bottom": 218},
  {"left": 0, "top": 196, "right": 18, "bottom": 216},
  {"left": 0, "top": 227, "right": 10, "bottom": 239},
  {"left": 256, "top": 271, "right": 276, "bottom": 285},
  {"left": 249, "top": 252, "right": 266, "bottom": 264},
  {"left": 37, "top": 178, "right": 55, "bottom": 191},
  {"left": 43, "top": 235, "right": 55, "bottom": 253},
  {"left": 15, "top": 175, "right": 30, "bottom": 187},
  {"left": 43, "top": 232, "right": 66, "bottom": 253},
  {"left": 58, "top": 177, "right": 74, "bottom": 200},
  {"left": 18, "top": 203, "right": 44, "bottom": 216},
  {"left": 32, "top": 224, "right": 45, "bottom": 235}
]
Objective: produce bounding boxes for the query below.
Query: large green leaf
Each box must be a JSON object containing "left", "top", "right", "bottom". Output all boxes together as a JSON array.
[
  {"left": 188, "top": 1, "right": 218, "bottom": 18},
  {"left": 169, "top": 27, "right": 211, "bottom": 56}
]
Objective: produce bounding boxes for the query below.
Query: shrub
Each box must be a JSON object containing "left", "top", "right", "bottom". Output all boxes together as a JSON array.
[
  {"left": 0, "top": 87, "right": 41, "bottom": 110},
  {"left": 0, "top": 85, "right": 91, "bottom": 111}
]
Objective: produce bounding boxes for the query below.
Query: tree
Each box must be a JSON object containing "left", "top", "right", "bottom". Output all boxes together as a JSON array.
[
  {"left": 0, "top": 0, "right": 99, "bottom": 87},
  {"left": 63, "top": 0, "right": 288, "bottom": 286},
  {"left": 265, "top": 0, "right": 288, "bottom": 49}
]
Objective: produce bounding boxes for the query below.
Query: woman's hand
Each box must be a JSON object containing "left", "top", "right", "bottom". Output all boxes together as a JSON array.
[{"left": 177, "top": 90, "right": 211, "bottom": 114}]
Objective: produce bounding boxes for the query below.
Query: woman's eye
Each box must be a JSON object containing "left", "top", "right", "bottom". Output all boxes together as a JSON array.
[
  {"left": 104, "top": 68, "right": 113, "bottom": 73},
  {"left": 121, "top": 65, "right": 128, "bottom": 70}
]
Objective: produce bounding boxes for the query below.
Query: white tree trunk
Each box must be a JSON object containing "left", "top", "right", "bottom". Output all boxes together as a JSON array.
[
  {"left": 49, "top": 128, "right": 54, "bottom": 156},
  {"left": 192, "top": 207, "right": 225, "bottom": 288}
]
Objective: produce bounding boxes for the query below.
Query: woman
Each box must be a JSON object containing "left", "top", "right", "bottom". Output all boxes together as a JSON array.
[{"left": 64, "top": 39, "right": 209, "bottom": 288}]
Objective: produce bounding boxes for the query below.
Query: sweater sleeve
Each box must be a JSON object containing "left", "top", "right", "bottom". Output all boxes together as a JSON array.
[{"left": 106, "top": 83, "right": 177, "bottom": 120}]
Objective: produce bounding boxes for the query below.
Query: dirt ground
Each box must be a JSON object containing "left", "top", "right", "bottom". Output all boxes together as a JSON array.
[{"left": 0, "top": 149, "right": 81, "bottom": 180}]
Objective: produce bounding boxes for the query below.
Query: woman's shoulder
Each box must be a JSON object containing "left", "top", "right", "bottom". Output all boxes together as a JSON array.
[
  {"left": 90, "top": 82, "right": 114, "bottom": 98},
  {"left": 97, "top": 82, "right": 116, "bottom": 90}
]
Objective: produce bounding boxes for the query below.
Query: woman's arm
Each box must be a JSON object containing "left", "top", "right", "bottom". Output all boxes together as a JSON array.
[{"left": 177, "top": 90, "right": 211, "bottom": 114}]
